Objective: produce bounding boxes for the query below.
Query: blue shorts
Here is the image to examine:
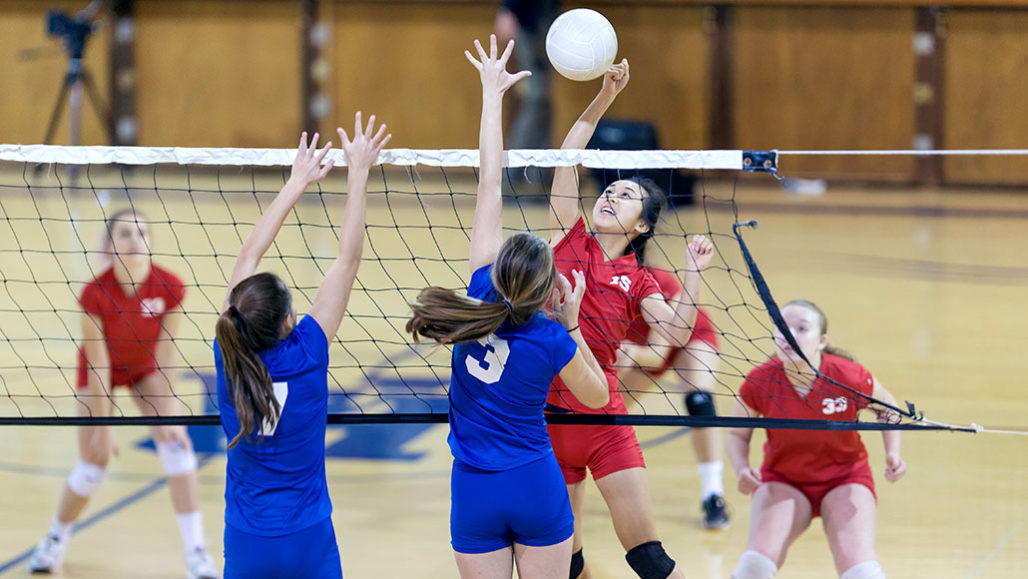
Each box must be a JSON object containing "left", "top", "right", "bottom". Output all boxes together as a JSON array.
[
  {"left": 450, "top": 453, "right": 574, "bottom": 554},
  {"left": 224, "top": 516, "right": 342, "bottom": 579}
]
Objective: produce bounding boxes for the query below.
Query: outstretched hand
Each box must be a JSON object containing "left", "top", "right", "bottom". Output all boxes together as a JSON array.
[
  {"left": 465, "top": 34, "right": 532, "bottom": 96},
  {"left": 338, "top": 111, "right": 391, "bottom": 173},
  {"left": 686, "top": 235, "right": 715, "bottom": 272},
  {"left": 288, "top": 131, "right": 335, "bottom": 189},
  {"left": 552, "top": 269, "right": 587, "bottom": 329},
  {"left": 600, "top": 58, "right": 630, "bottom": 97}
]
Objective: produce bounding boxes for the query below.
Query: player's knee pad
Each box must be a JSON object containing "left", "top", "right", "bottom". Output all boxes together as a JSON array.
[
  {"left": 156, "top": 441, "right": 197, "bottom": 477},
  {"left": 685, "top": 390, "right": 716, "bottom": 417},
  {"left": 569, "top": 548, "right": 584, "bottom": 579},
  {"left": 625, "top": 541, "right": 676, "bottom": 579},
  {"left": 732, "top": 550, "right": 778, "bottom": 579},
  {"left": 841, "top": 561, "right": 885, "bottom": 579},
  {"left": 67, "top": 460, "right": 106, "bottom": 497}
]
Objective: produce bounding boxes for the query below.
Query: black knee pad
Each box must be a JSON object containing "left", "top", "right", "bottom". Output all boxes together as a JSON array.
[
  {"left": 685, "top": 390, "right": 716, "bottom": 417},
  {"left": 570, "top": 548, "right": 584, "bottom": 578},
  {"left": 625, "top": 541, "right": 676, "bottom": 579}
]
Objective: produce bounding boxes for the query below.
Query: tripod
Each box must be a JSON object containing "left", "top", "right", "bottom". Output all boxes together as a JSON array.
[{"left": 42, "top": 5, "right": 113, "bottom": 147}]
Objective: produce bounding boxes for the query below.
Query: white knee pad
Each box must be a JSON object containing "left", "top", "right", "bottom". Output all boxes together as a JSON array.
[
  {"left": 841, "top": 561, "right": 885, "bottom": 579},
  {"left": 67, "top": 460, "right": 106, "bottom": 497},
  {"left": 732, "top": 550, "right": 778, "bottom": 579},
  {"left": 156, "top": 442, "right": 198, "bottom": 477}
]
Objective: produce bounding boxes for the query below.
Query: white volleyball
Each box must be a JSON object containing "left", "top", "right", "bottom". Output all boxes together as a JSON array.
[{"left": 545, "top": 9, "right": 618, "bottom": 82}]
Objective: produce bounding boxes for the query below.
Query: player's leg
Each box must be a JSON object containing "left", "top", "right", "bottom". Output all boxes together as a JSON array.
[
  {"left": 672, "top": 341, "right": 729, "bottom": 529},
  {"left": 513, "top": 537, "right": 574, "bottom": 579},
  {"left": 731, "top": 481, "right": 813, "bottom": 578},
  {"left": 566, "top": 480, "right": 590, "bottom": 578},
  {"left": 30, "top": 387, "right": 116, "bottom": 573},
  {"left": 594, "top": 468, "right": 684, "bottom": 579},
  {"left": 821, "top": 483, "right": 883, "bottom": 578},
  {"left": 506, "top": 453, "right": 575, "bottom": 578},
  {"left": 455, "top": 547, "right": 516, "bottom": 578},
  {"left": 132, "top": 373, "right": 216, "bottom": 579}
]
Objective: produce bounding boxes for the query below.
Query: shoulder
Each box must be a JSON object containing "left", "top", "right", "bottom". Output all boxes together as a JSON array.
[
  {"left": 149, "top": 265, "right": 184, "bottom": 286},
  {"left": 744, "top": 358, "right": 784, "bottom": 385},
  {"left": 79, "top": 268, "right": 114, "bottom": 307},
  {"left": 821, "top": 354, "right": 873, "bottom": 389},
  {"left": 553, "top": 217, "right": 592, "bottom": 253},
  {"left": 467, "top": 264, "right": 496, "bottom": 301}
]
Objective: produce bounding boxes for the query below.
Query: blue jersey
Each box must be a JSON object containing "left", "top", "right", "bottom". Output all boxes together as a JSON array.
[
  {"left": 215, "top": 315, "right": 332, "bottom": 536},
  {"left": 448, "top": 265, "right": 578, "bottom": 471}
]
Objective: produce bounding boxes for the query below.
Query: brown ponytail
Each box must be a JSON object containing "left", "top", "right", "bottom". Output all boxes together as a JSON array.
[
  {"left": 215, "top": 273, "right": 293, "bottom": 448},
  {"left": 784, "top": 299, "right": 857, "bottom": 363},
  {"left": 407, "top": 232, "right": 558, "bottom": 345}
]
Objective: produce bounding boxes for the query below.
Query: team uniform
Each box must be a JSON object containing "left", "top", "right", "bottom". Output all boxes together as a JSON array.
[
  {"left": 546, "top": 217, "right": 662, "bottom": 484},
  {"left": 215, "top": 315, "right": 341, "bottom": 578},
  {"left": 448, "top": 264, "right": 578, "bottom": 553},
  {"left": 624, "top": 266, "right": 718, "bottom": 377},
  {"left": 77, "top": 265, "right": 185, "bottom": 389},
  {"left": 739, "top": 354, "right": 877, "bottom": 517}
]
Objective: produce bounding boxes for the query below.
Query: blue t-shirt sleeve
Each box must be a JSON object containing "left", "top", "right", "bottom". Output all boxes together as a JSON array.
[
  {"left": 294, "top": 315, "right": 330, "bottom": 370},
  {"left": 549, "top": 322, "right": 578, "bottom": 375},
  {"left": 467, "top": 264, "right": 496, "bottom": 301}
]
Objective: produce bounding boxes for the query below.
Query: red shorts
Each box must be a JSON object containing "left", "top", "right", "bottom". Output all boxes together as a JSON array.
[
  {"left": 547, "top": 423, "right": 646, "bottom": 484},
  {"left": 761, "top": 463, "right": 876, "bottom": 518},
  {"left": 646, "top": 308, "right": 719, "bottom": 379},
  {"left": 76, "top": 358, "right": 155, "bottom": 390}
]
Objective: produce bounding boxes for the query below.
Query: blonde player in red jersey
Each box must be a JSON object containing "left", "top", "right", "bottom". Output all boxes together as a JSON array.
[
  {"left": 545, "top": 58, "right": 715, "bottom": 579},
  {"left": 29, "top": 209, "right": 217, "bottom": 579},
  {"left": 618, "top": 266, "right": 729, "bottom": 530},
  {"left": 727, "top": 300, "right": 907, "bottom": 579}
]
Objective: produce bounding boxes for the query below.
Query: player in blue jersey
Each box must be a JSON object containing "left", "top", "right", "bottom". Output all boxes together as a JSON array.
[
  {"left": 213, "top": 117, "right": 390, "bottom": 579},
  {"left": 406, "top": 36, "right": 609, "bottom": 579}
]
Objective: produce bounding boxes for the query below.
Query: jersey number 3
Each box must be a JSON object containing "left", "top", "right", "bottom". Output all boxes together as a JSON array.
[{"left": 465, "top": 335, "right": 511, "bottom": 384}]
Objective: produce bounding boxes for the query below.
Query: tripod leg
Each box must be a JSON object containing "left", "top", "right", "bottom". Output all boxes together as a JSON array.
[
  {"left": 43, "top": 73, "right": 73, "bottom": 145},
  {"left": 80, "top": 70, "right": 114, "bottom": 144}
]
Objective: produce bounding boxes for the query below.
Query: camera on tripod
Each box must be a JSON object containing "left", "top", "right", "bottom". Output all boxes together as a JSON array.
[{"left": 46, "top": 10, "right": 96, "bottom": 60}]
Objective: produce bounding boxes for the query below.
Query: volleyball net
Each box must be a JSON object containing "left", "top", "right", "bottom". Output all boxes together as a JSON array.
[{"left": 0, "top": 144, "right": 981, "bottom": 431}]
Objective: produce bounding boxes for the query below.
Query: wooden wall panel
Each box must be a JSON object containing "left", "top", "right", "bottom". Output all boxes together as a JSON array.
[
  {"left": 735, "top": 7, "right": 916, "bottom": 181},
  {"left": 551, "top": 4, "right": 709, "bottom": 151},
  {"left": 944, "top": 10, "right": 1028, "bottom": 185},
  {"left": 134, "top": 0, "right": 300, "bottom": 147},
  {"left": 0, "top": 0, "right": 110, "bottom": 145}
]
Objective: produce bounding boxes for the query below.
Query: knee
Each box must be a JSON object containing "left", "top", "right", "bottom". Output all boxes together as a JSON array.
[
  {"left": 685, "top": 390, "right": 717, "bottom": 417},
  {"left": 67, "top": 460, "right": 107, "bottom": 497},
  {"left": 732, "top": 550, "right": 778, "bottom": 579},
  {"left": 840, "top": 561, "right": 885, "bottom": 579},
  {"left": 156, "top": 440, "right": 198, "bottom": 477},
  {"left": 570, "top": 548, "right": 584, "bottom": 578},
  {"left": 625, "top": 541, "right": 676, "bottom": 579}
]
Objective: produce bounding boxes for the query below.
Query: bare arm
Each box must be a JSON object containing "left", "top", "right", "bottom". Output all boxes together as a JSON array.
[
  {"left": 153, "top": 308, "right": 182, "bottom": 383},
  {"left": 222, "top": 132, "right": 335, "bottom": 312},
  {"left": 554, "top": 270, "right": 608, "bottom": 408},
  {"left": 549, "top": 60, "right": 630, "bottom": 244},
  {"left": 869, "top": 376, "right": 907, "bottom": 483},
  {"left": 466, "top": 36, "right": 531, "bottom": 273},
  {"left": 726, "top": 398, "right": 762, "bottom": 494},
  {"left": 640, "top": 236, "right": 714, "bottom": 349},
  {"left": 308, "top": 113, "right": 391, "bottom": 338},
  {"left": 80, "top": 312, "right": 111, "bottom": 413}
]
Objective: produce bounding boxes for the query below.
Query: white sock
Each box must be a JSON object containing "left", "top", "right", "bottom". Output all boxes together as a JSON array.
[
  {"left": 732, "top": 550, "right": 777, "bottom": 579},
  {"left": 698, "top": 461, "right": 724, "bottom": 499},
  {"left": 176, "top": 512, "right": 205, "bottom": 553},
  {"left": 48, "top": 516, "right": 73, "bottom": 544},
  {"left": 841, "top": 561, "right": 885, "bottom": 579}
]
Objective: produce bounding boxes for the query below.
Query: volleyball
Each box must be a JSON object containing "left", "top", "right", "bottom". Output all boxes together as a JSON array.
[{"left": 545, "top": 8, "right": 618, "bottom": 82}]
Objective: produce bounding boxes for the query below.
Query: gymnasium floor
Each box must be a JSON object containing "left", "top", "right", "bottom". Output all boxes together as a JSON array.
[{"left": 0, "top": 168, "right": 1026, "bottom": 577}]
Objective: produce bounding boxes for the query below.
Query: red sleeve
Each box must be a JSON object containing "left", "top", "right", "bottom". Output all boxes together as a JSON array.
[
  {"left": 738, "top": 374, "right": 766, "bottom": 416},
  {"left": 847, "top": 362, "right": 875, "bottom": 410},
  {"left": 633, "top": 267, "right": 661, "bottom": 302},
  {"left": 79, "top": 281, "right": 104, "bottom": 316},
  {"left": 155, "top": 268, "right": 186, "bottom": 311},
  {"left": 552, "top": 216, "right": 588, "bottom": 255}
]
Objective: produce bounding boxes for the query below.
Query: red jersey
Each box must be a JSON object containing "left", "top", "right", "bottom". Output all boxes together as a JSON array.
[
  {"left": 547, "top": 217, "right": 661, "bottom": 414},
  {"left": 77, "top": 265, "right": 186, "bottom": 388},
  {"left": 624, "top": 266, "right": 718, "bottom": 350},
  {"left": 739, "top": 354, "right": 875, "bottom": 484}
]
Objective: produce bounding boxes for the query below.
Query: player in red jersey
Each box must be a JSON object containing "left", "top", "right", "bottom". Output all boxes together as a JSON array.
[
  {"left": 619, "top": 266, "right": 729, "bottom": 530},
  {"left": 545, "top": 58, "right": 714, "bottom": 579},
  {"left": 727, "top": 300, "right": 907, "bottom": 579},
  {"left": 29, "top": 209, "right": 217, "bottom": 579}
]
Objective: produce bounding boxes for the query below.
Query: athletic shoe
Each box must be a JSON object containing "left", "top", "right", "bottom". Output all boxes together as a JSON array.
[
  {"left": 27, "top": 534, "right": 67, "bottom": 574},
  {"left": 185, "top": 546, "right": 219, "bottom": 579},
  {"left": 702, "top": 494, "right": 730, "bottom": 530}
]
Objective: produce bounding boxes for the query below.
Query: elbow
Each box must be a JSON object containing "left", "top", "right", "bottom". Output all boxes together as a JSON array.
[{"left": 582, "top": 381, "right": 610, "bottom": 409}]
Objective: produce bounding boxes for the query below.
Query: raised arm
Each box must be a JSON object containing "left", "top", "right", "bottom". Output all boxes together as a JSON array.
[
  {"left": 549, "top": 59, "right": 630, "bottom": 243},
  {"left": 222, "top": 132, "right": 334, "bottom": 311},
  {"left": 640, "top": 235, "right": 714, "bottom": 348},
  {"left": 308, "top": 112, "right": 391, "bottom": 338},
  {"left": 726, "top": 398, "right": 762, "bottom": 495},
  {"left": 466, "top": 35, "right": 531, "bottom": 273},
  {"left": 869, "top": 377, "right": 907, "bottom": 483}
]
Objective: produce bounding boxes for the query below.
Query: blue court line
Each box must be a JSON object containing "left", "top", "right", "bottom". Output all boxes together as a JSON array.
[
  {"left": 639, "top": 426, "right": 690, "bottom": 450},
  {"left": 0, "top": 453, "right": 215, "bottom": 576}
]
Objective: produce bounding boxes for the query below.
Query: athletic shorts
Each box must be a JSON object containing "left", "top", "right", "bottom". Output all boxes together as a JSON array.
[
  {"left": 546, "top": 423, "right": 646, "bottom": 484},
  {"left": 645, "top": 308, "right": 720, "bottom": 379},
  {"left": 450, "top": 453, "right": 574, "bottom": 554},
  {"left": 224, "top": 516, "right": 342, "bottom": 579},
  {"left": 761, "top": 463, "right": 876, "bottom": 518},
  {"left": 76, "top": 354, "right": 155, "bottom": 390}
]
